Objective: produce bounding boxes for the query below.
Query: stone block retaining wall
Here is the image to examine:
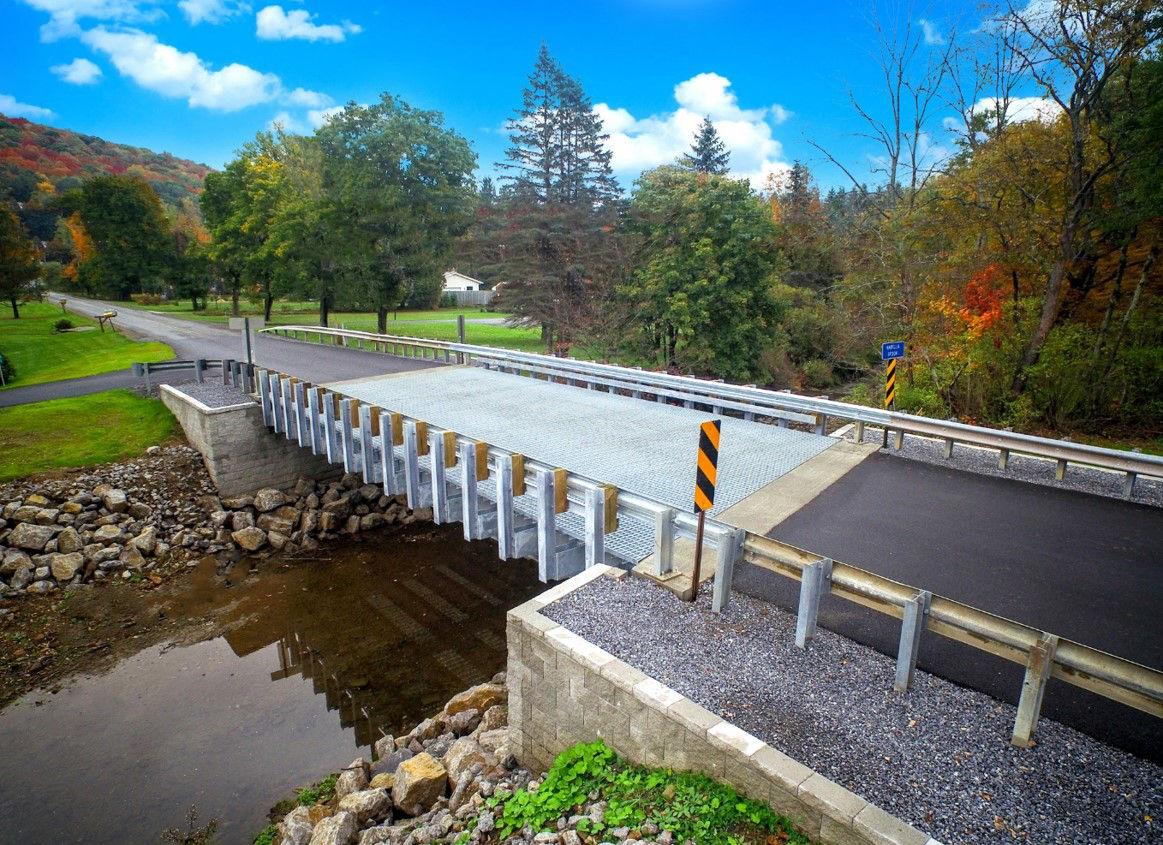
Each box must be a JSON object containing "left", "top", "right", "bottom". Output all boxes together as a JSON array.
[
  {"left": 160, "top": 385, "right": 337, "bottom": 497},
  {"left": 507, "top": 565, "right": 939, "bottom": 845}
]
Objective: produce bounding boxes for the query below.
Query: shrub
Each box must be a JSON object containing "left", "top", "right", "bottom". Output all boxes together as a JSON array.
[
  {"left": 53, "top": 318, "right": 74, "bottom": 332},
  {"left": 801, "top": 358, "right": 836, "bottom": 389},
  {"left": 0, "top": 352, "right": 14, "bottom": 384}
]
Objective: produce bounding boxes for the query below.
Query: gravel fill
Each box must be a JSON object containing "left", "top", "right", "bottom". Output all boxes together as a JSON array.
[
  {"left": 543, "top": 576, "right": 1161, "bottom": 844},
  {"left": 852, "top": 426, "right": 1162, "bottom": 508},
  {"left": 173, "top": 381, "right": 256, "bottom": 408}
]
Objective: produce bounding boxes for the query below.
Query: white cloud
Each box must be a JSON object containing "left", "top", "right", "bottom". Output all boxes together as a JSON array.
[
  {"left": 255, "top": 5, "right": 361, "bottom": 42},
  {"left": 594, "top": 72, "right": 791, "bottom": 189},
  {"left": 918, "top": 18, "right": 945, "bottom": 45},
  {"left": 81, "top": 25, "right": 281, "bottom": 110},
  {"left": 179, "top": 0, "right": 248, "bottom": 25},
  {"left": 0, "top": 93, "right": 56, "bottom": 120},
  {"left": 307, "top": 105, "right": 343, "bottom": 127},
  {"left": 969, "top": 95, "right": 1060, "bottom": 127},
  {"left": 51, "top": 56, "right": 103, "bottom": 84},
  {"left": 285, "top": 87, "right": 330, "bottom": 108},
  {"left": 18, "top": 0, "right": 163, "bottom": 41}
]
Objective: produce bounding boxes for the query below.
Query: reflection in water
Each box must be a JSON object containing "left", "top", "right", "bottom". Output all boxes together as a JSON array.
[{"left": 0, "top": 524, "right": 545, "bottom": 844}]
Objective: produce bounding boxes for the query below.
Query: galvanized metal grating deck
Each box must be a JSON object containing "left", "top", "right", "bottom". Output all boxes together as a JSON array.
[{"left": 340, "top": 367, "right": 837, "bottom": 521}]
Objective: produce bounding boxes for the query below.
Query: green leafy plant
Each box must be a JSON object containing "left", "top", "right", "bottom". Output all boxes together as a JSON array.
[
  {"left": 53, "top": 318, "right": 74, "bottom": 332},
  {"left": 496, "top": 740, "right": 812, "bottom": 844},
  {"left": 295, "top": 774, "right": 338, "bottom": 806},
  {"left": 251, "top": 824, "right": 278, "bottom": 845}
]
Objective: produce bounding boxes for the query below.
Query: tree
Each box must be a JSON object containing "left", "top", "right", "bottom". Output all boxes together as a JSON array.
[
  {"left": 312, "top": 95, "right": 477, "bottom": 331},
  {"left": 60, "top": 175, "right": 172, "bottom": 299},
  {"left": 622, "top": 166, "right": 783, "bottom": 381},
  {"left": 0, "top": 205, "right": 40, "bottom": 318},
  {"left": 681, "top": 117, "right": 730, "bottom": 174},
  {"left": 485, "top": 45, "right": 623, "bottom": 350}
]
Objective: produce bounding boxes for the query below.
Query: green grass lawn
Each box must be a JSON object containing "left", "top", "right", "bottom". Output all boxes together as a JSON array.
[
  {"left": 121, "top": 298, "right": 504, "bottom": 326},
  {"left": 0, "top": 302, "right": 173, "bottom": 389},
  {"left": 337, "top": 318, "right": 546, "bottom": 352},
  {"left": 0, "top": 390, "right": 179, "bottom": 482}
]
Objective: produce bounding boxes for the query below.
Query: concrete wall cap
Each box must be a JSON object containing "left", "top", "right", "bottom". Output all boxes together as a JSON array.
[
  {"left": 159, "top": 383, "right": 254, "bottom": 416},
  {"left": 707, "top": 721, "right": 766, "bottom": 757}
]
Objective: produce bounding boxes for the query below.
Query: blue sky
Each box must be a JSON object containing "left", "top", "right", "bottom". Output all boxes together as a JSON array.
[{"left": 1, "top": 0, "right": 993, "bottom": 192}]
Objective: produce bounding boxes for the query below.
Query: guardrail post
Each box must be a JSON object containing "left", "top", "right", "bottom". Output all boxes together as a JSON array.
[
  {"left": 269, "top": 373, "right": 283, "bottom": 433},
  {"left": 943, "top": 437, "right": 954, "bottom": 459},
  {"left": 294, "top": 382, "right": 308, "bottom": 446},
  {"left": 1124, "top": 471, "right": 1137, "bottom": 499},
  {"left": 142, "top": 362, "right": 153, "bottom": 394},
  {"left": 281, "top": 378, "right": 295, "bottom": 441},
  {"left": 1055, "top": 459, "right": 1067, "bottom": 481},
  {"left": 379, "top": 412, "right": 398, "bottom": 496},
  {"left": 221, "top": 358, "right": 233, "bottom": 386},
  {"left": 430, "top": 431, "right": 449, "bottom": 524},
  {"left": 340, "top": 399, "right": 357, "bottom": 474},
  {"left": 536, "top": 468, "right": 556, "bottom": 582},
  {"left": 853, "top": 420, "right": 864, "bottom": 442},
  {"left": 584, "top": 487, "right": 605, "bottom": 569},
  {"left": 194, "top": 358, "right": 205, "bottom": 384},
  {"left": 654, "top": 508, "right": 675, "bottom": 577},
  {"left": 1011, "top": 633, "right": 1059, "bottom": 747},
  {"left": 894, "top": 590, "right": 932, "bottom": 692},
  {"left": 306, "top": 387, "right": 321, "bottom": 455},
  {"left": 403, "top": 421, "right": 421, "bottom": 509},
  {"left": 497, "top": 455, "right": 516, "bottom": 559},
  {"left": 893, "top": 430, "right": 904, "bottom": 449},
  {"left": 795, "top": 557, "right": 832, "bottom": 649},
  {"left": 257, "top": 369, "right": 270, "bottom": 426},
  {"left": 359, "top": 404, "right": 378, "bottom": 484},
  {"left": 998, "top": 448, "right": 1010, "bottom": 470},
  {"left": 711, "top": 528, "right": 742, "bottom": 613},
  {"left": 324, "top": 393, "right": 340, "bottom": 464},
  {"left": 459, "top": 441, "right": 479, "bottom": 541}
]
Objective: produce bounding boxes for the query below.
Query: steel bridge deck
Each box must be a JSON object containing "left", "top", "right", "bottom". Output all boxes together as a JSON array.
[{"left": 337, "top": 367, "right": 837, "bottom": 523}]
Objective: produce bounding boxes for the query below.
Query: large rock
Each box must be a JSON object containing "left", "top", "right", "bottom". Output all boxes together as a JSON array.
[
  {"left": 476, "top": 728, "right": 512, "bottom": 757},
  {"left": 231, "top": 526, "right": 267, "bottom": 552},
  {"left": 9, "top": 522, "right": 55, "bottom": 552},
  {"left": 50, "top": 552, "right": 83, "bottom": 581},
  {"left": 442, "top": 708, "right": 479, "bottom": 737},
  {"left": 33, "top": 508, "right": 60, "bottom": 525},
  {"left": 27, "top": 580, "right": 55, "bottom": 594},
  {"left": 254, "top": 488, "right": 288, "bottom": 513},
  {"left": 390, "top": 753, "right": 447, "bottom": 813},
  {"left": 131, "top": 526, "right": 158, "bottom": 555},
  {"left": 231, "top": 510, "right": 256, "bottom": 531},
  {"left": 257, "top": 513, "right": 295, "bottom": 535},
  {"left": 477, "top": 704, "right": 507, "bottom": 734},
  {"left": 1, "top": 548, "right": 32, "bottom": 576},
  {"left": 337, "top": 788, "right": 391, "bottom": 824},
  {"left": 102, "top": 489, "right": 128, "bottom": 513},
  {"left": 279, "top": 805, "right": 314, "bottom": 845},
  {"left": 443, "top": 683, "right": 505, "bottom": 717},
  {"left": 56, "top": 526, "right": 82, "bottom": 554},
  {"left": 307, "top": 811, "right": 357, "bottom": 845},
  {"left": 322, "top": 497, "right": 352, "bottom": 518},
  {"left": 335, "top": 758, "right": 370, "bottom": 800},
  {"left": 24, "top": 493, "right": 51, "bottom": 507},
  {"left": 441, "top": 738, "right": 494, "bottom": 791},
  {"left": 92, "top": 524, "right": 124, "bottom": 544}
]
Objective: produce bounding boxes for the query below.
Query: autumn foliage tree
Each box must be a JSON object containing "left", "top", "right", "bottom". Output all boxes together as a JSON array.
[{"left": 0, "top": 204, "right": 40, "bottom": 318}]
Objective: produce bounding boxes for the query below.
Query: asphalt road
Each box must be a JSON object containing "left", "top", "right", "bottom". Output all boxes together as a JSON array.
[
  {"left": 0, "top": 296, "right": 435, "bottom": 406},
  {"left": 734, "top": 452, "right": 1163, "bottom": 763}
]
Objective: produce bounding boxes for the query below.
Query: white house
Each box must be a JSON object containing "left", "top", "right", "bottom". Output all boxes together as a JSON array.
[{"left": 442, "top": 270, "right": 483, "bottom": 292}]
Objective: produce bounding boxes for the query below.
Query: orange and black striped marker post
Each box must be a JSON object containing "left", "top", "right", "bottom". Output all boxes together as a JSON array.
[
  {"left": 885, "top": 358, "right": 897, "bottom": 408},
  {"left": 690, "top": 419, "right": 721, "bottom": 601}
]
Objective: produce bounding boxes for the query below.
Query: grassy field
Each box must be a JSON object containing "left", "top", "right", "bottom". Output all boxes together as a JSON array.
[
  {"left": 121, "top": 298, "right": 502, "bottom": 325},
  {"left": 339, "top": 318, "right": 546, "bottom": 352},
  {"left": 0, "top": 391, "right": 179, "bottom": 482},
  {"left": 0, "top": 302, "right": 172, "bottom": 389}
]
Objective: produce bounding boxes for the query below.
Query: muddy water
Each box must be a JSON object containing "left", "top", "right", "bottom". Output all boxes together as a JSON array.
[{"left": 0, "top": 524, "right": 545, "bottom": 844}]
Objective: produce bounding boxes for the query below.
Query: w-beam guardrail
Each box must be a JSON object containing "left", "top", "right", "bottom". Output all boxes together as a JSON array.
[
  {"left": 133, "top": 358, "right": 255, "bottom": 393},
  {"left": 262, "top": 324, "right": 1163, "bottom": 497},
  {"left": 251, "top": 355, "right": 1162, "bottom": 748}
]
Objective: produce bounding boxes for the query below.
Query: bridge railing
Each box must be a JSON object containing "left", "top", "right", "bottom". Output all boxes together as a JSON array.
[
  {"left": 251, "top": 363, "right": 1162, "bottom": 748},
  {"left": 262, "top": 324, "right": 1163, "bottom": 496},
  {"left": 133, "top": 358, "right": 255, "bottom": 392}
]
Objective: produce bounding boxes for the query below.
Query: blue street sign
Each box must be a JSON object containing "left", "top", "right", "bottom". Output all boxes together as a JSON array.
[{"left": 881, "top": 341, "right": 906, "bottom": 360}]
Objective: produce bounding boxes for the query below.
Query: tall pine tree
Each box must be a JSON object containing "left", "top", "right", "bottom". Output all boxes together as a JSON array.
[
  {"left": 474, "top": 45, "right": 622, "bottom": 350},
  {"left": 682, "top": 116, "right": 730, "bottom": 174}
]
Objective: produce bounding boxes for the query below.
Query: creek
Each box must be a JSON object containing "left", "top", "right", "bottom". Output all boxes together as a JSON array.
[{"left": 0, "top": 523, "right": 544, "bottom": 844}]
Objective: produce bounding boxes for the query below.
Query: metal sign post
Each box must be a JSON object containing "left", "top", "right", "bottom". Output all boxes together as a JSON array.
[
  {"left": 689, "top": 418, "right": 721, "bottom": 602},
  {"left": 880, "top": 342, "right": 904, "bottom": 446},
  {"left": 243, "top": 317, "right": 254, "bottom": 366}
]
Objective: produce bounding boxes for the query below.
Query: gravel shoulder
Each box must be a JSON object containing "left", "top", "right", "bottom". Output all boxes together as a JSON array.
[
  {"left": 853, "top": 426, "right": 1162, "bottom": 508},
  {"left": 542, "top": 575, "right": 1161, "bottom": 845}
]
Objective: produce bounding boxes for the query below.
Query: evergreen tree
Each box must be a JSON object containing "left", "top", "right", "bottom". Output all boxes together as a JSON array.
[
  {"left": 479, "top": 45, "right": 622, "bottom": 350},
  {"left": 681, "top": 117, "right": 730, "bottom": 175},
  {"left": 479, "top": 177, "right": 497, "bottom": 208}
]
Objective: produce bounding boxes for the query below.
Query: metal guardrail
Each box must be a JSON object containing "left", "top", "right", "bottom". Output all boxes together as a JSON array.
[
  {"left": 250, "top": 357, "right": 1162, "bottom": 745},
  {"left": 262, "top": 325, "right": 1163, "bottom": 496},
  {"left": 732, "top": 533, "right": 1163, "bottom": 747},
  {"left": 133, "top": 358, "right": 255, "bottom": 392}
]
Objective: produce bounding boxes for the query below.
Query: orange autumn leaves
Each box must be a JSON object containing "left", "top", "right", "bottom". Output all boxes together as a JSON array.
[{"left": 928, "top": 263, "right": 1006, "bottom": 350}]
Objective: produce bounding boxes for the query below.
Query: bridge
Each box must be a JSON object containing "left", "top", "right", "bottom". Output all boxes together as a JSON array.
[{"left": 158, "top": 324, "right": 1163, "bottom": 764}]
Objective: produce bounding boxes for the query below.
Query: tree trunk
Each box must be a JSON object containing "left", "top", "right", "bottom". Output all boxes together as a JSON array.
[
  {"left": 263, "top": 292, "right": 273, "bottom": 321},
  {"left": 9, "top": 297, "right": 18, "bottom": 319},
  {"left": 231, "top": 284, "right": 240, "bottom": 317},
  {"left": 1011, "top": 220, "right": 1078, "bottom": 395},
  {"left": 377, "top": 306, "right": 388, "bottom": 334},
  {"left": 319, "top": 295, "right": 330, "bottom": 328},
  {"left": 1100, "top": 244, "right": 1156, "bottom": 387}
]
